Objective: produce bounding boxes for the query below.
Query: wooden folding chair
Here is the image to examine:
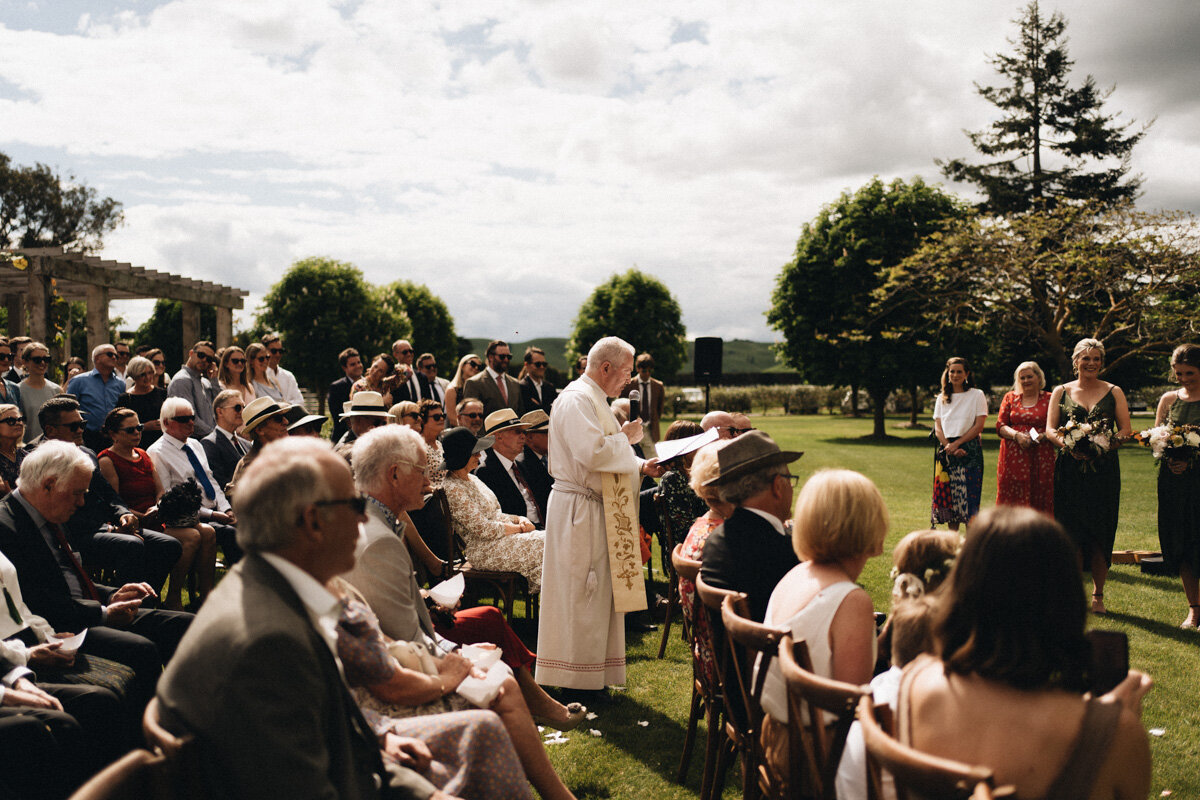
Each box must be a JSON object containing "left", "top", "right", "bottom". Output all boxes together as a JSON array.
[
  {"left": 857, "top": 696, "right": 1014, "bottom": 800},
  {"left": 774, "top": 634, "right": 870, "bottom": 800},
  {"left": 654, "top": 492, "right": 681, "bottom": 658},
  {"left": 693, "top": 571, "right": 739, "bottom": 800},
  {"left": 69, "top": 749, "right": 168, "bottom": 800},
  {"left": 672, "top": 543, "right": 706, "bottom": 785},
  {"left": 143, "top": 696, "right": 209, "bottom": 800}
]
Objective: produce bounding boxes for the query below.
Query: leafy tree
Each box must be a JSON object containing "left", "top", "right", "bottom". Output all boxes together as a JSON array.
[
  {"left": 0, "top": 152, "right": 124, "bottom": 253},
  {"left": 132, "top": 300, "right": 217, "bottom": 370},
  {"left": 375, "top": 280, "right": 459, "bottom": 368},
  {"left": 257, "top": 257, "right": 411, "bottom": 412},
  {"left": 939, "top": 2, "right": 1147, "bottom": 213},
  {"left": 768, "top": 177, "right": 969, "bottom": 438},
  {"left": 567, "top": 268, "right": 687, "bottom": 379}
]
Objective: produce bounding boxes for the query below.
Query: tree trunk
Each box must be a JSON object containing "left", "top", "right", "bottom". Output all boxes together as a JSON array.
[
  {"left": 850, "top": 383, "right": 861, "bottom": 417},
  {"left": 909, "top": 382, "right": 920, "bottom": 427},
  {"left": 868, "top": 386, "right": 889, "bottom": 439}
]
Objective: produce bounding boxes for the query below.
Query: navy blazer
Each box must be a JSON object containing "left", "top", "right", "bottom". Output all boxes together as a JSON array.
[
  {"left": 700, "top": 507, "right": 798, "bottom": 623},
  {"left": 326, "top": 376, "right": 354, "bottom": 442},
  {"left": 517, "top": 445, "right": 552, "bottom": 513},
  {"left": 201, "top": 429, "right": 248, "bottom": 492},
  {"left": 474, "top": 451, "right": 538, "bottom": 522},
  {"left": 519, "top": 376, "right": 557, "bottom": 413},
  {"left": 65, "top": 447, "right": 133, "bottom": 546}
]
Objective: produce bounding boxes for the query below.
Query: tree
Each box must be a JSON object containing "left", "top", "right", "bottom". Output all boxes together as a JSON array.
[
  {"left": 768, "top": 177, "right": 969, "bottom": 438},
  {"left": 133, "top": 300, "right": 217, "bottom": 369},
  {"left": 567, "top": 268, "right": 687, "bottom": 379},
  {"left": 257, "top": 257, "right": 411, "bottom": 412},
  {"left": 880, "top": 200, "right": 1200, "bottom": 382},
  {"left": 0, "top": 152, "right": 124, "bottom": 253},
  {"left": 939, "top": 2, "right": 1147, "bottom": 213},
  {"left": 375, "top": 280, "right": 459, "bottom": 367}
]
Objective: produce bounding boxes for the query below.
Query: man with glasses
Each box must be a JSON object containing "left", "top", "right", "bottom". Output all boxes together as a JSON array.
[
  {"left": 700, "top": 409, "right": 754, "bottom": 440},
  {"left": 201, "top": 390, "right": 251, "bottom": 492},
  {"left": 519, "top": 346, "right": 557, "bottom": 413},
  {"left": 462, "top": 339, "right": 522, "bottom": 418},
  {"left": 455, "top": 399, "right": 485, "bottom": 436},
  {"left": 390, "top": 339, "right": 422, "bottom": 403},
  {"left": 326, "top": 347, "right": 363, "bottom": 444},
  {"left": 475, "top": 410, "right": 544, "bottom": 528},
  {"left": 167, "top": 340, "right": 219, "bottom": 438},
  {"left": 3, "top": 336, "right": 31, "bottom": 384},
  {"left": 0, "top": 340, "right": 23, "bottom": 416},
  {"left": 262, "top": 333, "right": 304, "bottom": 407},
  {"left": 66, "top": 344, "right": 125, "bottom": 452},
  {"left": 416, "top": 352, "right": 448, "bottom": 404},
  {"left": 113, "top": 341, "right": 132, "bottom": 383}
]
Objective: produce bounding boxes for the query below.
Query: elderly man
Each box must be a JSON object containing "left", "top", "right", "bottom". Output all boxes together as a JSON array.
[
  {"left": 391, "top": 339, "right": 423, "bottom": 403},
  {"left": 475, "top": 410, "right": 543, "bottom": 527},
  {"left": 535, "top": 337, "right": 664, "bottom": 695},
  {"left": 335, "top": 390, "right": 392, "bottom": 448},
  {"left": 518, "top": 409, "right": 552, "bottom": 510},
  {"left": 201, "top": 389, "right": 250, "bottom": 492},
  {"left": 156, "top": 438, "right": 452, "bottom": 800},
  {"left": 263, "top": 333, "right": 305, "bottom": 407},
  {"left": 66, "top": 343, "right": 123, "bottom": 451},
  {"left": 519, "top": 346, "right": 557, "bottom": 413},
  {"left": 455, "top": 399, "right": 485, "bottom": 436},
  {"left": 700, "top": 410, "right": 754, "bottom": 440},
  {"left": 327, "top": 347, "right": 363, "bottom": 443},
  {"left": 699, "top": 431, "right": 802, "bottom": 622},
  {"left": 462, "top": 340, "right": 522, "bottom": 418},
  {"left": 167, "top": 340, "right": 219, "bottom": 438}
]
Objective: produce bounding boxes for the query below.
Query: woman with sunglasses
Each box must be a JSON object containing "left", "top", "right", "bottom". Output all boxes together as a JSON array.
[
  {"left": 217, "top": 346, "right": 256, "bottom": 406},
  {"left": 0, "top": 404, "right": 27, "bottom": 493},
  {"left": 98, "top": 408, "right": 217, "bottom": 610},
  {"left": 143, "top": 348, "right": 170, "bottom": 389},
  {"left": 115, "top": 356, "right": 167, "bottom": 448},
  {"left": 418, "top": 399, "right": 448, "bottom": 489},
  {"left": 16, "top": 341, "right": 60, "bottom": 443},
  {"left": 352, "top": 353, "right": 398, "bottom": 410},
  {"left": 444, "top": 354, "right": 483, "bottom": 426},
  {"left": 245, "top": 342, "right": 283, "bottom": 401},
  {"left": 0, "top": 342, "right": 22, "bottom": 418}
]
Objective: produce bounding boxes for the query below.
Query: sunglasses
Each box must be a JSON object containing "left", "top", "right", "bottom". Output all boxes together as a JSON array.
[
  {"left": 230, "top": 358, "right": 246, "bottom": 365},
  {"left": 270, "top": 348, "right": 285, "bottom": 355},
  {"left": 0, "top": 353, "right": 11, "bottom": 362},
  {"left": 152, "top": 359, "right": 165, "bottom": 366},
  {"left": 427, "top": 413, "right": 446, "bottom": 421},
  {"left": 171, "top": 415, "right": 196, "bottom": 424},
  {"left": 56, "top": 421, "right": 87, "bottom": 432},
  {"left": 397, "top": 348, "right": 414, "bottom": 356},
  {"left": 460, "top": 412, "right": 483, "bottom": 419},
  {"left": 530, "top": 361, "right": 548, "bottom": 368},
  {"left": 421, "top": 363, "right": 437, "bottom": 370},
  {"left": 119, "top": 424, "right": 144, "bottom": 434},
  {"left": 314, "top": 496, "right": 368, "bottom": 515},
  {"left": 28, "top": 356, "right": 52, "bottom": 365},
  {"left": 0, "top": 417, "right": 25, "bottom": 426},
  {"left": 116, "top": 351, "right": 130, "bottom": 358},
  {"left": 196, "top": 353, "right": 215, "bottom": 362},
  {"left": 493, "top": 354, "right": 512, "bottom": 361},
  {"left": 254, "top": 356, "right": 269, "bottom": 362},
  {"left": 223, "top": 404, "right": 244, "bottom": 413},
  {"left": 467, "top": 361, "right": 483, "bottom": 370}
]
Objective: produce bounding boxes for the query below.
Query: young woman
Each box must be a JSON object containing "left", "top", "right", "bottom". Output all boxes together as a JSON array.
[
  {"left": 17, "top": 341, "right": 60, "bottom": 443},
  {"left": 143, "top": 348, "right": 170, "bottom": 389},
  {"left": 931, "top": 357, "right": 988, "bottom": 530},
  {"left": 0, "top": 404, "right": 26, "bottom": 493},
  {"left": 443, "top": 354, "right": 482, "bottom": 427},
  {"left": 217, "top": 346, "right": 256, "bottom": 406},
  {"left": 352, "top": 354, "right": 397, "bottom": 409},
  {"left": 1154, "top": 343, "right": 1200, "bottom": 629},
  {"left": 1045, "top": 338, "right": 1132, "bottom": 615},
  {"left": 245, "top": 342, "right": 282, "bottom": 401},
  {"left": 418, "top": 400, "right": 447, "bottom": 490},
  {"left": 995, "top": 360, "right": 1055, "bottom": 513}
]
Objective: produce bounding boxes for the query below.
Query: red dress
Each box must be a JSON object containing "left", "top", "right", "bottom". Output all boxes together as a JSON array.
[
  {"left": 98, "top": 447, "right": 158, "bottom": 513},
  {"left": 995, "top": 390, "right": 1055, "bottom": 513}
]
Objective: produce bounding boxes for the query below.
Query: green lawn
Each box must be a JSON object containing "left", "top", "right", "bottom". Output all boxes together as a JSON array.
[{"left": 530, "top": 413, "right": 1197, "bottom": 799}]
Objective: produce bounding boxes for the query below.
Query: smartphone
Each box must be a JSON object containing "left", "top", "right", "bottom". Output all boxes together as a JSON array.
[{"left": 1086, "top": 630, "right": 1129, "bottom": 695}]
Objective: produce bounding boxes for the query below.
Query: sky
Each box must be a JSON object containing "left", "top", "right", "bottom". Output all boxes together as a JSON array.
[{"left": 2, "top": 0, "right": 1198, "bottom": 343}]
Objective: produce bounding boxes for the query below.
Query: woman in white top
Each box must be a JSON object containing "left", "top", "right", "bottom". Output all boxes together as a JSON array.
[{"left": 931, "top": 356, "right": 989, "bottom": 530}]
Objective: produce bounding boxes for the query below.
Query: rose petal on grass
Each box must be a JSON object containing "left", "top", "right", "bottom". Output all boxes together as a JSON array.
[
  {"left": 589, "top": 729, "right": 603, "bottom": 737},
  {"left": 1149, "top": 728, "right": 1166, "bottom": 737},
  {"left": 637, "top": 720, "right": 649, "bottom": 727},
  {"left": 586, "top": 712, "right": 598, "bottom": 720}
]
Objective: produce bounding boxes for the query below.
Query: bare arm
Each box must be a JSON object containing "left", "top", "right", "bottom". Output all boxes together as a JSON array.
[
  {"left": 1044, "top": 385, "right": 1066, "bottom": 447},
  {"left": 828, "top": 588, "right": 876, "bottom": 687},
  {"left": 1110, "top": 386, "right": 1133, "bottom": 440},
  {"left": 1155, "top": 391, "right": 1177, "bottom": 426},
  {"left": 97, "top": 456, "right": 121, "bottom": 494}
]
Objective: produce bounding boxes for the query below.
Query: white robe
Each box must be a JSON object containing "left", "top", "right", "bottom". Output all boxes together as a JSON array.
[{"left": 534, "top": 375, "right": 643, "bottom": 689}]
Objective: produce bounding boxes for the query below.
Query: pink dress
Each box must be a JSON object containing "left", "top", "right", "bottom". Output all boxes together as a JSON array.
[
  {"left": 679, "top": 514, "right": 723, "bottom": 688},
  {"left": 995, "top": 390, "right": 1055, "bottom": 513}
]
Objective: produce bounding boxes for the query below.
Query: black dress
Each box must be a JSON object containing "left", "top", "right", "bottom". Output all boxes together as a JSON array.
[
  {"left": 1053, "top": 388, "right": 1121, "bottom": 569},
  {"left": 115, "top": 388, "right": 167, "bottom": 448},
  {"left": 1157, "top": 397, "right": 1200, "bottom": 575}
]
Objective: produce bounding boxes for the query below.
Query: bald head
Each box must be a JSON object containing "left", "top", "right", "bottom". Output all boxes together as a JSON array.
[{"left": 701, "top": 410, "right": 735, "bottom": 435}]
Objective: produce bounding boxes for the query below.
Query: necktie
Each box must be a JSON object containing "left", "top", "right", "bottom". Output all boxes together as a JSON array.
[
  {"left": 49, "top": 523, "right": 101, "bottom": 601},
  {"left": 232, "top": 436, "right": 246, "bottom": 456},
  {"left": 640, "top": 381, "right": 650, "bottom": 422},
  {"left": 511, "top": 463, "right": 544, "bottom": 523},
  {"left": 496, "top": 374, "right": 508, "bottom": 404},
  {"left": 4, "top": 586, "right": 23, "bottom": 625},
  {"left": 184, "top": 444, "right": 217, "bottom": 500}
]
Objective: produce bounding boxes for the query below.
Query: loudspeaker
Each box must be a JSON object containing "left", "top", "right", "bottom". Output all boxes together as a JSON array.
[{"left": 694, "top": 337, "right": 723, "bottom": 384}]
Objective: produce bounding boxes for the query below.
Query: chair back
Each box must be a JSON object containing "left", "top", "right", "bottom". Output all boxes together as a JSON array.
[
  {"left": 430, "top": 488, "right": 467, "bottom": 568},
  {"left": 671, "top": 543, "right": 701, "bottom": 584},
  {"left": 654, "top": 492, "right": 679, "bottom": 568},
  {"left": 857, "top": 695, "right": 1013, "bottom": 800},
  {"left": 143, "top": 697, "right": 209, "bottom": 800},
  {"left": 670, "top": 544, "right": 700, "bottom": 646},
  {"left": 776, "top": 634, "right": 870, "bottom": 800},
  {"left": 69, "top": 749, "right": 168, "bottom": 800}
]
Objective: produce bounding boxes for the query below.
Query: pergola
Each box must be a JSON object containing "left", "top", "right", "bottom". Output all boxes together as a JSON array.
[{"left": 1, "top": 246, "right": 248, "bottom": 364}]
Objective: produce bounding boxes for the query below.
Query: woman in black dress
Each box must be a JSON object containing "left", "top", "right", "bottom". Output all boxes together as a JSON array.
[{"left": 1154, "top": 344, "right": 1200, "bottom": 629}]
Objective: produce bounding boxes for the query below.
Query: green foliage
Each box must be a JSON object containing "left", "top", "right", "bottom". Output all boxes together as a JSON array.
[
  {"left": 567, "top": 268, "right": 687, "bottom": 377},
  {"left": 375, "top": 280, "right": 458, "bottom": 368},
  {"left": 0, "top": 151, "right": 124, "bottom": 253},
  {"left": 132, "top": 300, "right": 217, "bottom": 369},
  {"left": 939, "top": 2, "right": 1147, "bottom": 213}
]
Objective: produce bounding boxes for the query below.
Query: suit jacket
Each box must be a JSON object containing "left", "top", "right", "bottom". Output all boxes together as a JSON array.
[
  {"left": 517, "top": 445, "right": 552, "bottom": 514},
  {"left": 327, "top": 376, "right": 354, "bottom": 442},
  {"left": 474, "top": 452, "right": 538, "bottom": 522},
  {"left": 156, "top": 554, "right": 435, "bottom": 800},
  {"left": 700, "top": 507, "right": 798, "bottom": 623},
  {"left": 421, "top": 376, "right": 450, "bottom": 404},
  {"left": 622, "top": 377, "right": 666, "bottom": 442},
  {"left": 391, "top": 370, "right": 427, "bottom": 405},
  {"left": 61, "top": 447, "right": 133, "bottom": 549},
  {"left": 461, "top": 371, "right": 522, "bottom": 418},
  {"left": 519, "top": 376, "right": 557, "bottom": 413},
  {"left": 201, "top": 429, "right": 251, "bottom": 492}
]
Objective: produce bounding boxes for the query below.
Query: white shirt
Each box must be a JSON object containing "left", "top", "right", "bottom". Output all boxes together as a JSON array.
[
  {"left": 0, "top": 549, "right": 51, "bottom": 698},
  {"left": 260, "top": 553, "right": 344, "bottom": 666},
  {"left": 147, "top": 434, "right": 232, "bottom": 516},
  {"left": 269, "top": 366, "right": 305, "bottom": 407},
  {"left": 494, "top": 451, "right": 541, "bottom": 524},
  {"left": 932, "top": 388, "right": 989, "bottom": 438},
  {"left": 216, "top": 426, "right": 251, "bottom": 455}
]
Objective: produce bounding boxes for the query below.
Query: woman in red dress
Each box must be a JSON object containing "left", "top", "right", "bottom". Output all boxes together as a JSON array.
[{"left": 995, "top": 361, "right": 1055, "bottom": 513}]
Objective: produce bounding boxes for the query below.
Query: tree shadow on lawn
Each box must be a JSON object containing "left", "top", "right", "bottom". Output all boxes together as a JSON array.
[
  {"left": 587, "top": 695, "right": 698, "bottom": 789},
  {"left": 1099, "top": 570, "right": 1198, "bottom": 646}
]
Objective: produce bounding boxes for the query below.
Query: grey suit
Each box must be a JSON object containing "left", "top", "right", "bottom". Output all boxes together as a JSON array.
[
  {"left": 156, "top": 554, "right": 436, "bottom": 800},
  {"left": 461, "top": 370, "right": 522, "bottom": 418}
]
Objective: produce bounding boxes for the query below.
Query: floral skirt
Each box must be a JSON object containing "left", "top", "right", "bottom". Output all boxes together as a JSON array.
[{"left": 931, "top": 438, "right": 983, "bottom": 525}]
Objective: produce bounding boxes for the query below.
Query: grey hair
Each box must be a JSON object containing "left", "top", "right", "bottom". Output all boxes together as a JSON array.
[
  {"left": 213, "top": 389, "right": 242, "bottom": 411},
  {"left": 352, "top": 425, "right": 427, "bottom": 495},
  {"left": 587, "top": 337, "right": 634, "bottom": 371},
  {"left": 1010, "top": 361, "right": 1046, "bottom": 394},
  {"left": 717, "top": 463, "right": 788, "bottom": 507},
  {"left": 126, "top": 356, "right": 155, "bottom": 380},
  {"left": 234, "top": 438, "right": 339, "bottom": 554},
  {"left": 160, "top": 396, "right": 194, "bottom": 424},
  {"left": 19, "top": 440, "right": 94, "bottom": 489},
  {"left": 91, "top": 343, "right": 114, "bottom": 362}
]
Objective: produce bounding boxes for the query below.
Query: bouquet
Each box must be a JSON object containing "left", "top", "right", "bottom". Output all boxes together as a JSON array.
[
  {"left": 1054, "top": 417, "right": 1116, "bottom": 471},
  {"left": 1134, "top": 424, "right": 1200, "bottom": 468}
]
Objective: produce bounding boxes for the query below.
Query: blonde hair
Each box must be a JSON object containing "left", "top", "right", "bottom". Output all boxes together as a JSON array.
[
  {"left": 1070, "top": 338, "right": 1104, "bottom": 374},
  {"left": 688, "top": 444, "right": 722, "bottom": 502},
  {"left": 792, "top": 469, "right": 889, "bottom": 564},
  {"left": 1010, "top": 361, "right": 1046, "bottom": 394},
  {"left": 388, "top": 401, "right": 419, "bottom": 424}
]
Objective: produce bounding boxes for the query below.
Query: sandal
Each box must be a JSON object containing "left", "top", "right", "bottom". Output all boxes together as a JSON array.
[
  {"left": 534, "top": 702, "right": 588, "bottom": 732},
  {"left": 1090, "top": 593, "right": 1107, "bottom": 615},
  {"left": 1182, "top": 604, "right": 1200, "bottom": 630}
]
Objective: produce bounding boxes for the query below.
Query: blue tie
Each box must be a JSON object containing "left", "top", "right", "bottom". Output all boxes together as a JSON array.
[{"left": 184, "top": 444, "right": 217, "bottom": 500}]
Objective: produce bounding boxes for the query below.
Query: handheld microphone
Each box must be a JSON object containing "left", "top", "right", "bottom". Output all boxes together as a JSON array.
[{"left": 629, "top": 389, "right": 641, "bottom": 422}]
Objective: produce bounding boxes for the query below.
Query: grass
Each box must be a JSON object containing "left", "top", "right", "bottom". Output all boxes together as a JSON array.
[{"left": 515, "top": 412, "right": 1198, "bottom": 799}]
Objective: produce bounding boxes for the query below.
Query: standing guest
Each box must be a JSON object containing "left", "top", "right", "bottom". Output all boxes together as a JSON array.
[
  {"left": 535, "top": 338, "right": 665, "bottom": 696},
  {"left": 226, "top": 397, "right": 293, "bottom": 494},
  {"left": 217, "top": 346, "right": 256, "bottom": 406},
  {"left": 456, "top": 399, "right": 485, "bottom": 436},
  {"left": 995, "top": 360, "right": 1054, "bottom": 513},
  {"left": 262, "top": 333, "right": 305, "bottom": 407},
  {"left": 1045, "top": 338, "right": 1131, "bottom": 615},
  {"left": 931, "top": 357, "right": 989, "bottom": 531},
  {"left": 391, "top": 402, "right": 422, "bottom": 431},
  {"left": 699, "top": 431, "right": 802, "bottom": 621},
  {"left": 474, "top": 410, "right": 542, "bottom": 526},
  {"left": 116, "top": 356, "right": 167, "bottom": 449},
  {"left": 518, "top": 347, "right": 557, "bottom": 413},
  {"left": 327, "top": 347, "right": 363, "bottom": 443},
  {"left": 463, "top": 340, "right": 522, "bottom": 418},
  {"left": 444, "top": 354, "right": 482, "bottom": 426},
  {"left": 391, "top": 340, "right": 422, "bottom": 403},
  {"left": 166, "top": 341, "right": 219, "bottom": 438},
  {"left": 113, "top": 341, "right": 132, "bottom": 383},
  {"left": 63, "top": 357, "right": 86, "bottom": 383},
  {"left": 0, "top": 404, "right": 26, "bottom": 493},
  {"left": 573, "top": 355, "right": 587, "bottom": 379},
  {"left": 201, "top": 390, "right": 250, "bottom": 492},
  {"left": 245, "top": 342, "right": 282, "bottom": 402},
  {"left": 67, "top": 344, "right": 124, "bottom": 452},
  {"left": 143, "top": 348, "right": 169, "bottom": 389},
  {"left": 417, "top": 353, "right": 449, "bottom": 404},
  {"left": 4, "top": 336, "right": 32, "bottom": 384},
  {"left": 18, "top": 342, "right": 61, "bottom": 444},
  {"left": 1154, "top": 343, "right": 1200, "bottom": 629},
  {"left": 353, "top": 353, "right": 399, "bottom": 410},
  {"left": 621, "top": 353, "right": 665, "bottom": 453},
  {"left": 417, "top": 400, "right": 447, "bottom": 489}
]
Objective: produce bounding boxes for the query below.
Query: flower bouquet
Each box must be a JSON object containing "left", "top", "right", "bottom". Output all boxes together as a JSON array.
[
  {"left": 1134, "top": 424, "right": 1200, "bottom": 468},
  {"left": 1054, "top": 418, "right": 1116, "bottom": 471}
]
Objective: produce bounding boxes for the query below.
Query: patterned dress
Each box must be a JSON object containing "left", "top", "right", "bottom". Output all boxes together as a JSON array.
[
  {"left": 1157, "top": 396, "right": 1200, "bottom": 575},
  {"left": 931, "top": 389, "right": 988, "bottom": 526},
  {"left": 425, "top": 440, "right": 447, "bottom": 490},
  {"left": 679, "top": 514, "right": 723, "bottom": 688},
  {"left": 995, "top": 390, "right": 1055, "bottom": 513},
  {"left": 443, "top": 473, "right": 545, "bottom": 593},
  {"left": 1053, "top": 388, "right": 1121, "bottom": 568}
]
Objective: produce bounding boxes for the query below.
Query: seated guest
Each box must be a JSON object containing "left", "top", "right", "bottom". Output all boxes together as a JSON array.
[
  {"left": 17, "top": 341, "right": 59, "bottom": 444},
  {"left": 225, "top": 396, "right": 293, "bottom": 494},
  {"left": 699, "top": 431, "right": 802, "bottom": 621},
  {"left": 244, "top": 342, "right": 282, "bottom": 402},
  {"left": 444, "top": 354, "right": 482, "bottom": 427},
  {"left": 656, "top": 420, "right": 709, "bottom": 542},
  {"left": 155, "top": 438, "right": 451, "bottom": 800},
  {"left": 417, "top": 400, "right": 447, "bottom": 489},
  {"left": 441, "top": 428, "right": 543, "bottom": 593},
  {"left": 286, "top": 406, "right": 327, "bottom": 437},
  {"left": 517, "top": 410, "right": 552, "bottom": 512},
  {"left": 700, "top": 410, "right": 753, "bottom": 440},
  {"left": 351, "top": 353, "right": 398, "bottom": 410},
  {"left": 0, "top": 341, "right": 23, "bottom": 418},
  {"left": 874, "top": 528, "right": 960, "bottom": 673},
  {"left": 391, "top": 401, "right": 422, "bottom": 431},
  {"left": 116, "top": 356, "right": 167, "bottom": 449},
  {"left": 216, "top": 346, "right": 256, "bottom": 406},
  {"left": 98, "top": 408, "right": 218, "bottom": 611},
  {"left": 758, "top": 469, "right": 889, "bottom": 778},
  {"left": 900, "top": 505, "right": 1152, "bottom": 799},
  {"left": 0, "top": 403, "right": 26, "bottom": 493},
  {"left": 337, "top": 391, "right": 393, "bottom": 448},
  {"left": 455, "top": 398, "right": 485, "bottom": 436},
  {"left": 474, "top": 410, "right": 543, "bottom": 527},
  {"left": 200, "top": 390, "right": 250, "bottom": 491}
]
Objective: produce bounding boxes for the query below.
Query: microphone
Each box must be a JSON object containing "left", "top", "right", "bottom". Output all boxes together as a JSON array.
[{"left": 629, "top": 389, "right": 641, "bottom": 422}]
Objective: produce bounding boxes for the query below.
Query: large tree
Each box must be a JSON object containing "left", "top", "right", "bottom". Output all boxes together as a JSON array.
[
  {"left": 258, "top": 257, "right": 411, "bottom": 412},
  {"left": 374, "top": 280, "right": 459, "bottom": 368},
  {"left": 769, "top": 177, "right": 969, "bottom": 438},
  {"left": 567, "top": 268, "right": 687, "bottom": 378},
  {"left": 0, "top": 152, "right": 124, "bottom": 253},
  {"left": 939, "top": 2, "right": 1147, "bottom": 213}
]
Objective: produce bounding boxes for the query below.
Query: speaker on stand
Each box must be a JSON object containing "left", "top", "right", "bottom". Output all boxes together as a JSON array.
[{"left": 693, "top": 337, "right": 723, "bottom": 413}]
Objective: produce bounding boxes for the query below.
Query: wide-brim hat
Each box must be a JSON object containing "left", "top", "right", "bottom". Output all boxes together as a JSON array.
[
  {"left": 286, "top": 407, "right": 327, "bottom": 432},
  {"left": 702, "top": 430, "right": 802, "bottom": 486},
  {"left": 520, "top": 409, "right": 549, "bottom": 432},
  {"left": 340, "top": 391, "right": 393, "bottom": 420},
  {"left": 441, "top": 426, "right": 494, "bottom": 471},
  {"left": 241, "top": 397, "right": 293, "bottom": 435},
  {"left": 483, "top": 408, "right": 529, "bottom": 436}
]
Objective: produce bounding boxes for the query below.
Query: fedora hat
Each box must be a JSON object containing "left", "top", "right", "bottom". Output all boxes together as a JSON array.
[
  {"left": 520, "top": 409, "right": 549, "bottom": 432},
  {"left": 241, "top": 397, "right": 293, "bottom": 435},
  {"left": 441, "top": 427, "right": 495, "bottom": 471},
  {"left": 285, "top": 405, "right": 327, "bottom": 433},
  {"left": 483, "top": 408, "right": 529, "bottom": 436},
  {"left": 339, "top": 391, "right": 393, "bottom": 420},
  {"left": 702, "top": 430, "right": 802, "bottom": 486}
]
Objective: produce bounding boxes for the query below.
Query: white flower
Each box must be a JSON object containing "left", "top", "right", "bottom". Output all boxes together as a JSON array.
[
  {"left": 1186, "top": 432, "right": 1200, "bottom": 447},
  {"left": 1079, "top": 423, "right": 1094, "bottom": 434},
  {"left": 1092, "top": 433, "right": 1111, "bottom": 451}
]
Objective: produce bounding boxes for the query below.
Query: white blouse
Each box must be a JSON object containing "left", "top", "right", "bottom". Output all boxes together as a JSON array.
[{"left": 932, "top": 388, "right": 988, "bottom": 438}]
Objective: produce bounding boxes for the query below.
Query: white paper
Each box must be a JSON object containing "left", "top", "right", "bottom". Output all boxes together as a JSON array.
[
  {"left": 459, "top": 643, "right": 503, "bottom": 670},
  {"left": 56, "top": 630, "right": 86, "bottom": 654},
  {"left": 456, "top": 661, "right": 512, "bottom": 708},
  {"left": 428, "top": 572, "right": 465, "bottom": 607},
  {"left": 652, "top": 428, "right": 720, "bottom": 463}
]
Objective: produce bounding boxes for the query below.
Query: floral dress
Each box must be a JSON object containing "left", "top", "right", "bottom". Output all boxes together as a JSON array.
[
  {"left": 995, "top": 390, "right": 1055, "bottom": 513},
  {"left": 1157, "top": 396, "right": 1200, "bottom": 575},
  {"left": 1054, "top": 388, "right": 1121, "bottom": 569},
  {"left": 679, "top": 514, "right": 724, "bottom": 688},
  {"left": 443, "top": 473, "right": 545, "bottom": 593},
  {"left": 425, "top": 440, "right": 446, "bottom": 490}
]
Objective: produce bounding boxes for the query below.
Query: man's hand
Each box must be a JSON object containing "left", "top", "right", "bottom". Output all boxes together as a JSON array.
[
  {"left": 211, "top": 511, "right": 236, "bottom": 525},
  {"left": 116, "top": 513, "right": 141, "bottom": 534},
  {"left": 27, "top": 641, "right": 75, "bottom": 668},
  {"left": 104, "top": 599, "right": 141, "bottom": 628},
  {"left": 383, "top": 733, "right": 433, "bottom": 771},
  {"left": 4, "top": 678, "right": 62, "bottom": 710},
  {"left": 112, "top": 582, "right": 156, "bottom": 603},
  {"left": 620, "top": 418, "right": 644, "bottom": 445}
]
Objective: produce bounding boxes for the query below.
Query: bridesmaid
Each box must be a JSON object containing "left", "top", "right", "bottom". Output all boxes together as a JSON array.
[
  {"left": 1154, "top": 344, "right": 1200, "bottom": 629},
  {"left": 931, "top": 357, "right": 988, "bottom": 531},
  {"left": 995, "top": 361, "right": 1055, "bottom": 513},
  {"left": 1045, "top": 338, "right": 1132, "bottom": 615}
]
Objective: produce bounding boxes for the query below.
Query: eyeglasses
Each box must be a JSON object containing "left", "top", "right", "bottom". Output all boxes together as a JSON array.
[
  {"left": 777, "top": 473, "right": 800, "bottom": 487},
  {"left": 119, "top": 424, "right": 144, "bottom": 434},
  {"left": 116, "top": 351, "right": 130, "bottom": 358},
  {"left": 230, "top": 358, "right": 246, "bottom": 365},
  {"left": 397, "top": 348, "right": 414, "bottom": 356},
  {"left": 171, "top": 415, "right": 196, "bottom": 424},
  {"left": 530, "top": 361, "right": 548, "bottom": 368},
  {"left": 254, "top": 356, "right": 269, "bottom": 362},
  {"left": 222, "top": 404, "right": 244, "bottom": 413},
  {"left": 28, "top": 356, "right": 52, "bottom": 365},
  {"left": 152, "top": 359, "right": 165, "bottom": 366},
  {"left": 55, "top": 421, "right": 87, "bottom": 432},
  {"left": 722, "top": 426, "right": 754, "bottom": 438},
  {"left": 493, "top": 354, "right": 512, "bottom": 361},
  {"left": 196, "top": 353, "right": 215, "bottom": 362},
  {"left": 421, "top": 363, "right": 437, "bottom": 370},
  {"left": 0, "top": 353, "right": 12, "bottom": 362},
  {"left": 427, "top": 413, "right": 446, "bottom": 421},
  {"left": 96, "top": 351, "right": 117, "bottom": 359},
  {"left": 0, "top": 417, "right": 25, "bottom": 426},
  {"left": 460, "top": 412, "right": 483, "bottom": 419},
  {"left": 314, "top": 495, "right": 368, "bottom": 515},
  {"left": 270, "top": 348, "right": 285, "bottom": 355},
  {"left": 467, "top": 361, "right": 483, "bottom": 370}
]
